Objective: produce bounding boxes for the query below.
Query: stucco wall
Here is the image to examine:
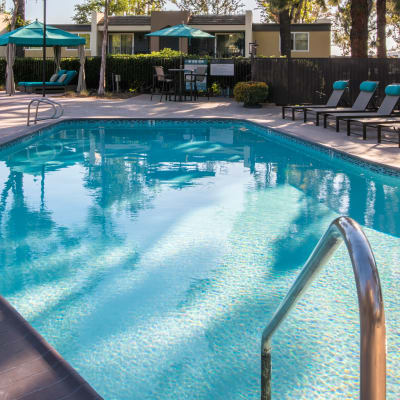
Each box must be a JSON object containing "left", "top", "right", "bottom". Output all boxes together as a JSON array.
[
  {"left": 24, "top": 48, "right": 91, "bottom": 58},
  {"left": 0, "top": 13, "right": 8, "bottom": 58},
  {"left": 254, "top": 30, "right": 331, "bottom": 58}
]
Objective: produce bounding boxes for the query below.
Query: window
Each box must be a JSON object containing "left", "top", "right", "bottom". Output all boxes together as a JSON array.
[
  {"left": 67, "top": 33, "right": 90, "bottom": 50},
  {"left": 159, "top": 36, "right": 179, "bottom": 51},
  {"left": 291, "top": 32, "right": 309, "bottom": 51},
  {"left": 108, "top": 33, "right": 133, "bottom": 54},
  {"left": 134, "top": 32, "right": 149, "bottom": 54},
  {"left": 189, "top": 36, "right": 215, "bottom": 56},
  {"left": 79, "top": 33, "right": 90, "bottom": 50},
  {"left": 216, "top": 33, "right": 244, "bottom": 58}
]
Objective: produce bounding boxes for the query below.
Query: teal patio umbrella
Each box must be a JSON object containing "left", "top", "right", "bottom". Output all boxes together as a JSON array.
[
  {"left": 0, "top": 21, "right": 86, "bottom": 95},
  {"left": 146, "top": 24, "right": 214, "bottom": 67},
  {"left": 0, "top": 20, "right": 86, "bottom": 47}
]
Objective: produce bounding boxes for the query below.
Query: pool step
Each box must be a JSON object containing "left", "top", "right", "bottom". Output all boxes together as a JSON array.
[{"left": 0, "top": 295, "right": 102, "bottom": 399}]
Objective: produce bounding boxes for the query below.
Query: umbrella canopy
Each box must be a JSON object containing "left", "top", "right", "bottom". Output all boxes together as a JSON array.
[
  {"left": 146, "top": 24, "right": 214, "bottom": 38},
  {"left": 0, "top": 20, "right": 86, "bottom": 47}
]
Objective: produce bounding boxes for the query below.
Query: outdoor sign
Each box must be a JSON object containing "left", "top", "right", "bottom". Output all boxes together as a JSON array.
[
  {"left": 210, "top": 59, "right": 235, "bottom": 76},
  {"left": 184, "top": 59, "right": 208, "bottom": 91}
]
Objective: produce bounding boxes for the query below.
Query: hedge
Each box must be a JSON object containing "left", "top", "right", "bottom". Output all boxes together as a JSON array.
[{"left": 0, "top": 52, "right": 251, "bottom": 92}]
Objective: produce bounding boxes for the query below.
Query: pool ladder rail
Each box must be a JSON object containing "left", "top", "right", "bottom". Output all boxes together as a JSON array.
[
  {"left": 261, "top": 216, "right": 386, "bottom": 400},
  {"left": 27, "top": 98, "right": 64, "bottom": 126}
]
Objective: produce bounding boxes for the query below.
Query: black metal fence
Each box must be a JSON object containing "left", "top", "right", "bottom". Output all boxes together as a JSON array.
[
  {"left": 0, "top": 56, "right": 251, "bottom": 93},
  {"left": 252, "top": 58, "right": 400, "bottom": 105}
]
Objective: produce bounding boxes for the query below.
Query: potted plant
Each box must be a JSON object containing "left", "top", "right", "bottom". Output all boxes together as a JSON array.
[{"left": 233, "top": 81, "right": 269, "bottom": 108}]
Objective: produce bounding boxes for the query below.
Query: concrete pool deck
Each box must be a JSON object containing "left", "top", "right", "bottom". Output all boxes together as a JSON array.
[{"left": 0, "top": 92, "right": 399, "bottom": 170}]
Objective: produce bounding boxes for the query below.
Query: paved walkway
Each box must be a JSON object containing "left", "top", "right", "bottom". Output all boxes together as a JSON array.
[{"left": 0, "top": 92, "right": 399, "bottom": 170}]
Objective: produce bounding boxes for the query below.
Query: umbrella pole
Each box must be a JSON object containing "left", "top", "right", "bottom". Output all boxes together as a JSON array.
[
  {"left": 42, "top": 0, "right": 47, "bottom": 97},
  {"left": 180, "top": 37, "right": 182, "bottom": 69}
]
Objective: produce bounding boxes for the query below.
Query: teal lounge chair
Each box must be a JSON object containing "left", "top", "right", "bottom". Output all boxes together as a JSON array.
[
  {"left": 305, "top": 81, "right": 379, "bottom": 126},
  {"left": 18, "top": 70, "right": 78, "bottom": 93},
  {"left": 330, "top": 84, "right": 400, "bottom": 138},
  {"left": 282, "top": 80, "right": 349, "bottom": 121}
]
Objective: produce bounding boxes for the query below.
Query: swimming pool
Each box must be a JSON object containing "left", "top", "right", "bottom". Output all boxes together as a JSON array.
[{"left": 0, "top": 119, "right": 399, "bottom": 399}]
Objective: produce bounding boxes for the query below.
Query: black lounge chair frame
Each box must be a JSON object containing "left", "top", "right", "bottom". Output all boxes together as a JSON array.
[
  {"left": 304, "top": 83, "right": 379, "bottom": 125},
  {"left": 377, "top": 123, "right": 400, "bottom": 147},
  {"left": 282, "top": 81, "right": 349, "bottom": 121},
  {"left": 323, "top": 90, "right": 400, "bottom": 137}
]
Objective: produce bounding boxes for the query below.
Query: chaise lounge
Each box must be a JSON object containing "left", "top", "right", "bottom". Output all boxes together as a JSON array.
[
  {"left": 282, "top": 80, "right": 349, "bottom": 121},
  {"left": 304, "top": 81, "right": 379, "bottom": 125},
  {"left": 330, "top": 84, "right": 400, "bottom": 138},
  {"left": 18, "top": 70, "right": 78, "bottom": 94}
]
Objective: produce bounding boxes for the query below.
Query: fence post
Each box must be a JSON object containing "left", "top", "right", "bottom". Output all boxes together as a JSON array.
[{"left": 287, "top": 57, "right": 291, "bottom": 105}]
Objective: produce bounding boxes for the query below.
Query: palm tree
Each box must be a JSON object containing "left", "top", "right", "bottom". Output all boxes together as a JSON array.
[
  {"left": 376, "top": 0, "right": 386, "bottom": 57},
  {"left": 15, "top": 0, "right": 25, "bottom": 57},
  {"left": 349, "top": 0, "right": 369, "bottom": 57},
  {"left": 98, "top": 0, "right": 109, "bottom": 96}
]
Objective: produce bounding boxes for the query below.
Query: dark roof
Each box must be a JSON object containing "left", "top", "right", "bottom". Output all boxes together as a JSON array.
[
  {"left": 99, "top": 15, "right": 151, "bottom": 25},
  {"left": 189, "top": 15, "right": 245, "bottom": 25},
  {"left": 253, "top": 23, "right": 331, "bottom": 32},
  {"left": 51, "top": 24, "right": 91, "bottom": 32},
  {"left": 98, "top": 14, "right": 245, "bottom": 26}
]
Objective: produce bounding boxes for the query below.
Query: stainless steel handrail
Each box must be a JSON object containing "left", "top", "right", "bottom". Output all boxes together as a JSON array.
[
  {"left": 27, "top": 98, "right": 64, "bottom": 126},
  {"left": 261, "top": 216, "right": 386, "bottom": 400}
]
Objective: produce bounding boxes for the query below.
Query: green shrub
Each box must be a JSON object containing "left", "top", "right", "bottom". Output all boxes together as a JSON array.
[
  {"left": 0, "top": 56, "right": 251, "bottom": 92},
  {"left": 233, "top": 81, "right": 269, "bottom": 106}
]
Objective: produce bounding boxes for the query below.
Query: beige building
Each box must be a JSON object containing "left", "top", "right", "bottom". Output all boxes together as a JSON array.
[
  {"left": 20, "top": 11, "right": 331, "bottom": 58},
  {"left": 0, "top": 13, "right": 8, "bottom": 58}
]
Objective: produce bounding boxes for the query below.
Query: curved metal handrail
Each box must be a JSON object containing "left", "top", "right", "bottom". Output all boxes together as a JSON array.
[
  {"left": 261, "top": 216, "right": 386, "bottom": 400},
  {"left": 27, "top": 98, "right": 64, "bottom": 126}
]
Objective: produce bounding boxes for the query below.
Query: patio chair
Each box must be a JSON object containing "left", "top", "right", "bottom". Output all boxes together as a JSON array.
[
  {"left": 305, "top": 81, "right": 379, "bottom": 126},
  {"left": 151, "top": 66, "right": 173, "bottom": 101},
  {"left": 282, "top": 80, "right": 349, "bottom": 121},
  {"left": 184, "top": 66, "right": 209, "bottom": 101},
  {"left": 323, "top": 84, "right": 400, "bottom": 138},
  {"left": 18, "top": 70, "right": 78, "bottom": 94}
]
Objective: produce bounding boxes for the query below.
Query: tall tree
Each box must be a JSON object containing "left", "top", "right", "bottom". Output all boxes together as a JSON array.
[
  {"left": 350, "top": 0, "right": 369, "bottom": 56},
  {"left": 376, "top": 0, "right": 386, "bottom": 57},
  {"left": 73, "top": 0, "right": 165, "bottom": 24},
  {"left": 15, "top": 0, "right": 25, "bottom": 57},
  {"left": 98, "top": 0, "right": 109, "bottom": 96},
  {"left": 171, "top": 0, "right": 244, "bottom": 14}
]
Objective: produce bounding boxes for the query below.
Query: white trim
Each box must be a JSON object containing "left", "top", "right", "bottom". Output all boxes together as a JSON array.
[
  {"left": 279, "top": 31, "right": 310, "bottom": 53},
  {"left": 215, "top": 32, "right": 246, "bottom": 57},
  {"left": 190, "top": 24, "right": 246, "bottom": 31},
  {"left": 99, "top": 25, "right": 151, "bottom": 32},
  {"left": 108, "top": 32, "right": 134, "bottom": 54},
  {"left": 66, "top": 33, "right": 91, "bottom": 50},
  {"left": 291, "top": 32, "right": 309, "bottom": 52}
]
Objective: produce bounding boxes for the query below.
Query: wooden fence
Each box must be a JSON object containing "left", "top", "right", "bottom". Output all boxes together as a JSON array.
[{"left": 252, "top": 58, "right": 400, "bottom": 105}]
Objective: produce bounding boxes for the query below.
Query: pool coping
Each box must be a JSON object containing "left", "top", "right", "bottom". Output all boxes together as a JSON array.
[{"left": 3, "top": 116, "right": 400, "bottom": 177}]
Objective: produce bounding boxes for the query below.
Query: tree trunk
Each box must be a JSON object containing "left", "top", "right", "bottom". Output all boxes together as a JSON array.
[
  {"left": 376, "top": 0, "right": 386, "bottom": 58},
  {"left": 10, "top": 0, "right": 18, "bottom": 30},
  {"left": 15, "top": 0, "right": 24, "bottom": 57},
  {"left": 350, "top": 0, "right": 369, "bottom": 57},
  {"left": 98, "top": 1, "right": 108, "bottom": 96},
  {"left": 279, "top": 9, "right": 291, "bottom": 58}
]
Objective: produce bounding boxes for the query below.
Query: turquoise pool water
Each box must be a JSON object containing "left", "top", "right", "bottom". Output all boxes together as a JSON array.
[{"left": 0, "top": 119, "right": 399, "bottom": 399}]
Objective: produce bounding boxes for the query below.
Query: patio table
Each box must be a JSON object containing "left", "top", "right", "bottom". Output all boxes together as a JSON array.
[{"left": 168, "top": 68, "right": 192, "bottom": 101}]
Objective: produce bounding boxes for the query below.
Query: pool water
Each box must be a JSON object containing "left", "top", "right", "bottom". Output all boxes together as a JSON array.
[{"left": 0, "top": 120, "right": 399, "bottom": 399}]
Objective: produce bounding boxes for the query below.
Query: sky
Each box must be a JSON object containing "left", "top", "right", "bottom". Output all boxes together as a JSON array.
[{"left": 7, "top": 0, "right": 262, "bottom": 23}]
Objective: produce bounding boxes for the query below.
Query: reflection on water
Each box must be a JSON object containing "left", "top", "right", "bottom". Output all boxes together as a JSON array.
[{"left": 0, "top": 120, "right": 399, "bottom": 399}]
